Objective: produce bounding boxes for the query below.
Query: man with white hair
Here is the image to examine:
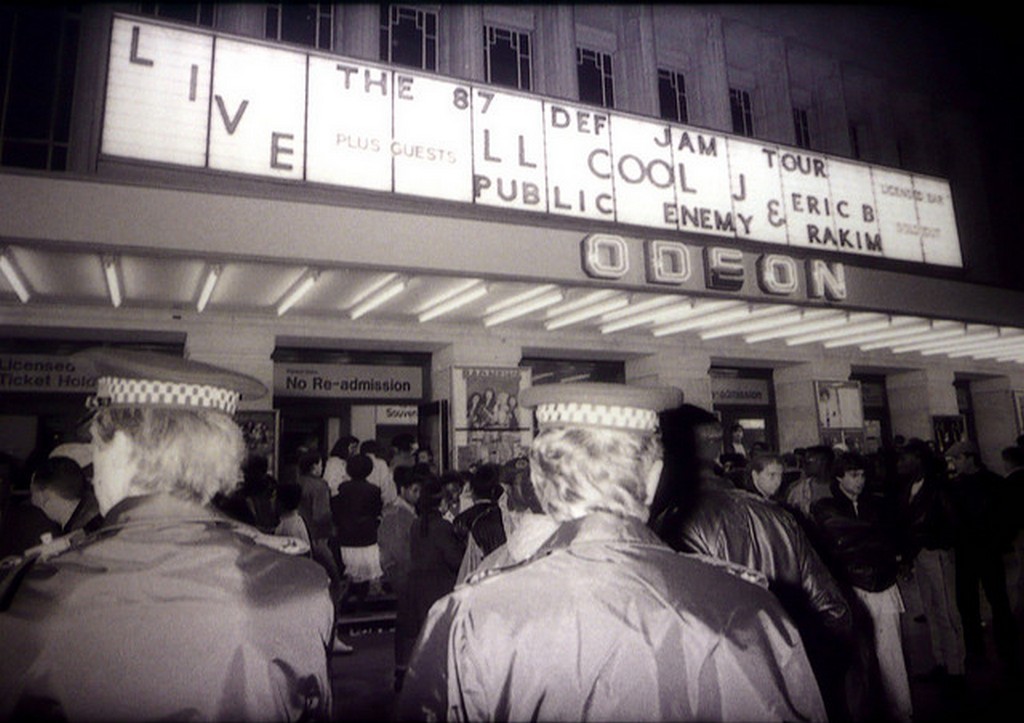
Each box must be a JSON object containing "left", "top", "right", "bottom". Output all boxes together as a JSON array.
[
  {"left": 398, "top": 382, "right": 825, "bottom": 721},
  {"left": 0, "top": 348, "right": 333, "bottom": 721}
]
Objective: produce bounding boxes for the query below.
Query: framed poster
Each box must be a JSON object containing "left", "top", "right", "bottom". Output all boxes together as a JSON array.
[
  {"left": 451, "top": 367, "right": 533, "bottom": 470},
  {"left": 814, "top": 380, "right": 864, "bottom": 431},
  {"left": 932, "top": 415, "right": 966, "bottom": 455},
  {"left": 235, "top": 410, "right": 280, "bottom": 479}
]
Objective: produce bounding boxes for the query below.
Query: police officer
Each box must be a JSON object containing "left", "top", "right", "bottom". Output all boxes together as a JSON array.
[
  {"left": 0, "top": 348, "right": 333, "bottom": 721},
  {"left": 398, "top": 382, "right": 826, "bottom": 721}
]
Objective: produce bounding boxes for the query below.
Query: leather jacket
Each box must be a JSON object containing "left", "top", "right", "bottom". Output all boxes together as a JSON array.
[
  {"left": 812, "top": 484, "right": 899, "bottom": 593},
  {"left": 655, "top": 477, "right": 853, "bottom": 644}
]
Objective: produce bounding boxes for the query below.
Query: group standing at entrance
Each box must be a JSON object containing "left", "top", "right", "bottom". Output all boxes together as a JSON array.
[{"left": 2, "top": 348, "right": 1023, "bottom": 721}]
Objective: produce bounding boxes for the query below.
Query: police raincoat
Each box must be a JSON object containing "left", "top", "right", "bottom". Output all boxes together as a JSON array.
[
  {"left": 398, "top": 511, "right": 826, "bottom": 721},
  {"left": 0, "top": 493, "right": 334, "bottom": 721}
]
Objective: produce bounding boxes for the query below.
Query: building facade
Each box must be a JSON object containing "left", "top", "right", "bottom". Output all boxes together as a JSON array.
[{"left": 2, "top": 4, "right": 1022, "bottom": 476}]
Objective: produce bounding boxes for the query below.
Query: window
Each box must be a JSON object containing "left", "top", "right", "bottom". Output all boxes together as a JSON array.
[
  {"left": 0, "top": 5, "right": 80, "bottom": 171},
  {"left": 577, "top": 47, "right": 614, "bottom": 108},
  {"left": 137, "top": 3, "right": 214, "bottom": 27},
  {"left": 729, "top": 87, "right": 754, "bottom": 137},
  {"left": 380, "top": 4, "right": 437, "bottom": 71},
  {"left": 265, "top": 3, "right": 332, "bottom": 50},
  {"left": 658, "top": 69, "right": 688, "bottom": 123},
  {"left": 793, "top": 107, "right": 811, "bottom": 149},
  {"left": 484, "top": 25, "right": 531, "bottom": 91}
]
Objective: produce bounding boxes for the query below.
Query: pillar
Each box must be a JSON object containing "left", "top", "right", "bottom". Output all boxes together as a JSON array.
[
  {"left": 444, "top": 4, "right": 484, "bottom": 81},
  {"left": 971, "top": 374, "right": 1024, "bottom": 470},
  {"left": 534, "top": 5, "right": 577, "bottom": 100},
  {"left": 886, "top": 367, "right": 958, "bottom": 445},
  {"left": 216, "top": 3, "right": 264, "bottom": 39},
  {"left": 184, "top": 323, "right": 275, "bottom": 412},
  {"left": 339, "top": 3, "right": 379, "bottom": 61},
  {"left": 625, "top": 351, "right": 712, "bottom": 411},
  {"left": 616, "top": 5, "right": 658, "bottom": 116},
  {"left": 774, "top": 359, "right": 852, "bottom": 453}
]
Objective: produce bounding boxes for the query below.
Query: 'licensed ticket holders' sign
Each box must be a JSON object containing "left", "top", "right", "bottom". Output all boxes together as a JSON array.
[{"left": 102, "top": 16, "right": 963, "bottom": 269}]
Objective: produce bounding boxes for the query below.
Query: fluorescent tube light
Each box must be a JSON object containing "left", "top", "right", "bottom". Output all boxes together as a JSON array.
[
  {"left": 822, "top": 317, "right": 927, "bottom": 348},
  {"left": 103, "top": 255, "right": 123, "bottom": 308},
  {"left": 196, "top": 264, "right": 221, "bottom": 313},
  {"left": 744, "top": 309, "right": 846, "bottom": 343},
  {"left": 415, "top": 279, "right": 484, "bottom": 314},
  {"left": 349, "top": 276, "right": 406, "bottom": 319},
  {"left": 600, "top": 295, "right": 679, "bottom": 323},
  {"left": 277, "top": 270, "right": 320, "bottom": 316},
  {"left": 699, "top": 305, "right": 801, "bottom": 340},
  {"left": 485, "top": 284, "right": 559, "bottom": 315},
  {"left": 545, "top": 289, "right": 620, "bottom": 319},
  {"left": 894, "top": 327, "right": 997, "bottom": 354},
  {"left": 483, "top": 290, "right": 564, "bottom": 327},
  {"left": 0, "top": 247, "right": 31, "bottom": 303},
  {"left": 652, "top": 303, "right": 759, "bottom": 337},
  {"left": 546, "top": 295, "right": 629, "bottom": 330},
  {"left": 784, "top": 313, "right": 888, "bottom": 346},
  {"left": 943, "top": 331, "right": 1024, "bottom": 358},
  {"left": 418, "top": 282, "right": 489, "bottom": 322},
  {"left": 858, "top": 320, "right": 963, "bottom": 351}
]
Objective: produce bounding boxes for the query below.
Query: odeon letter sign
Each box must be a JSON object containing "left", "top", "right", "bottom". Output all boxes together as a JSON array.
[{"left": 581, "top": 234, "right": 848, "bottom": 302}]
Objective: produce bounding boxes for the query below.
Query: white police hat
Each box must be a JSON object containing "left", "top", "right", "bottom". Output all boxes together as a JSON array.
[
  {"left": 74, "top": 347, "right": 267, "bottom": 416},
  {"left": 520, "top": 382, "right": 683, "bottom": 433}
]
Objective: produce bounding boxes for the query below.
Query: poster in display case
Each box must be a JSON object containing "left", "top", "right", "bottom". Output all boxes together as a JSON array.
[
  {"left": 450, "top": 366, "right": 533, "bottom": 470},
  {"left": 235, "top": 409, "right": 280, "bottom": 478}
]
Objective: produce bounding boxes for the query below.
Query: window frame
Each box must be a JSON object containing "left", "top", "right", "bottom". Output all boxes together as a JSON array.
[
  {"left": 576, "top": 45, "right": 615, "bottom": 109},
  {"left": 379, "top": 3, "right": 438, "bottom": 72},
  {"left": 483, "top": 24, "right": 532, "bottom": 91},
  {"left": 657, "top": 67, "right": 688, "bottom": 123},
  {"left": 265, "top": 3, "right": 333, "bottom": 51},
  {"left": 729, "top": 87, "right": 755, "bottom": 137}
]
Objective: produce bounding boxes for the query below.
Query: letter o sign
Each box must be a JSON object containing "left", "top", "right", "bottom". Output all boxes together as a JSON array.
[
  {"left": 757, "top": 254, "right": 799, "bottom": 295},
  {"left": 581, "top": 234, "right": 629, "bottom": 280}
]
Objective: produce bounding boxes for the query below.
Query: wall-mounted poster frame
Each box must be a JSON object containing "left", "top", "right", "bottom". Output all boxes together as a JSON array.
[
  {"left": 932, "top": 414, "right": 967, "bottom": 455},
  {"left": 235, "top": 409, "right": 280, "bottom": 479},
  {"left": 1014, "top": 391, "right": 1024, "bottom": 438},
  {"left": 814, "top": 380, "right": 864, "bottom": 431},
  {"left": 450, "top": 367, "right": 532, "bottom": 470}
]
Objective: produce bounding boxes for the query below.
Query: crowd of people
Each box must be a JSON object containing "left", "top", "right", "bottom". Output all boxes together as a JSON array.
[{"left": 1, "top": 349, "right": 1023, "bottom": 721}]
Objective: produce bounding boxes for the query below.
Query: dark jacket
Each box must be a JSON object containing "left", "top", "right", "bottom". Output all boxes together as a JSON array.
[
  {"left": 812, "top": 484, "right": 899, "bottom": 592},
  {"left": 332, "top": 477, "right": 382, "bottom": 547},
  {"left": 947, "top": 467, "right": 1015, "bottom": 554},
  {"left": 399, "top": 512, "right": 826, "bottom": 722},
  {"left": 894, "top": 475, "right": 957, "bottom": 560},
  {"left": 656, "top": 480, "right": 852, "bottom": 645},
  {"left": 0, "top": 493, "right": 333, "bottom": 721},
  {"left": 453, "top": 501, "right": 506, "bottom": 556}
]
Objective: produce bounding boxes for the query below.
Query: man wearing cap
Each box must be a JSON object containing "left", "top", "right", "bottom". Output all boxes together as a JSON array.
[
  {"left": 945, "top": 439, "right": 1020, "bottom": 677},
  {"left": 398, "top": 382, "right": 826, "bottom": 722},
  {"left": 0, "top": 348, "right": 333, "bottom": 721}
]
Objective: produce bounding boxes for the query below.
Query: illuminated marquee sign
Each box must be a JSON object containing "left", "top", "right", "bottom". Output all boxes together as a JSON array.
[{"left": 102, "top": 16, "right": 963, "bottom": 269}]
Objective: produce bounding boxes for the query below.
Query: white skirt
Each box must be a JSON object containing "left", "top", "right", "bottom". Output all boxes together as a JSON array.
[{"left": 340, "top": 544, "right": 383, "bottom": 583}]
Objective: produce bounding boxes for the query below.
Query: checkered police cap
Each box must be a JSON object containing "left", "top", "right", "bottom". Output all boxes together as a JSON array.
[
  {"left": 520, "top": 382, "right": 683, "bottom": 433},
  {"left": 74, "top": 348, "right": 267, "bottom": 416}
]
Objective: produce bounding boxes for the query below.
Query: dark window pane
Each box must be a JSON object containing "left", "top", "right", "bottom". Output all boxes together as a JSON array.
[
  {"left": 3, "top": 140, "right": 49, "bottom": 169},
  {"left": 6, "top": 11, "right": 61, "bottom": 140},
  {"left": 51, "top": 144, "right": 67, "bottom": 170},
  {"left": 156, "top": 4, "right": 202, "bottom": 24},
  {"left": 265, "top": 5, "right": 278, "bottom": 38},
  {"left": 577, "top": 47, "right": 613, "bottom": 107},
  {"left": 280, "top": 4, "right": 316, "bottom": 47},
  {"left": 54, "top": 16, "right": 79, "bottom": 143},
  {"left": 381, "top": 5, "right": 436, "bottom": 70},
  {"left": 486, "top": 26, "right": 531, "bottom": 90}
]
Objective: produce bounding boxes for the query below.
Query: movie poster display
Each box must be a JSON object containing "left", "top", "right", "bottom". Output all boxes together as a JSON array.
[
  {"left": 235, "top": 409, "right": 280, "bottom": 478},
  {"left": 814, "top": 380, "right": 864, "bottom": 449},
  {"left": 451, "top": 367, "right": 532, "bottom": 470},
  {"left": 932, "top": 415, "right": 967, "bottom": 454}
]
